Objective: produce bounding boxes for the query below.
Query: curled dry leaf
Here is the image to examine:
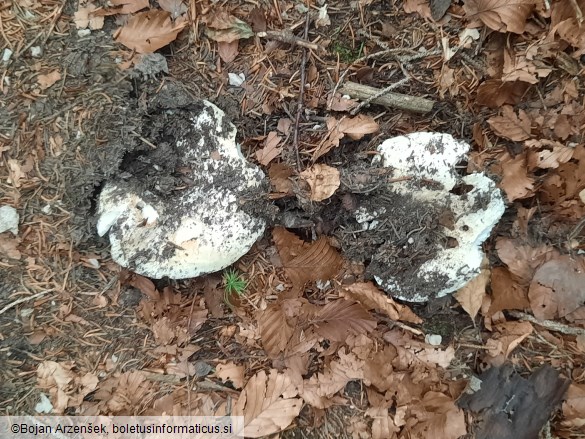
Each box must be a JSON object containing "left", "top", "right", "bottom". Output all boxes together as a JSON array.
[
  {"left": 454, "top": 265, "right": 489, "bottom": 320},
  {"left": 463, "top": 0, "right": 535, "bottom": 34},
  {"left": 299, "top": 164, "right": 340, "bottom": 202},
  {"left": 235, "top": 369, "right": 302, "bottom": 438},
  {"left": 258, "top": 303, "right": 296, "bottom": 358},
  {"left": 114, "top": 10, "right": 187, "bottom": 54},
  {"left": 204, "top": 10, "right": 254, "bottom": 43},
  {"left": 312, "top": 115, "right": 379, "bottom": 162},
  {"left": 255, "top": 131, "right": 283, "bottom": 166},
  {"left": 341, "top": 282, "right": 422, "bottom": 324}
]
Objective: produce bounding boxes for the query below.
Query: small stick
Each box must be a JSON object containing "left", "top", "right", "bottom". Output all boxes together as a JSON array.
[
  {"left": 256, "top": 30, "right": 319, "bottom": 51},
  {"left": 292, "top": 14, "right": 310, "bottom": 172},
  {"left": 0, "top": 290, "right": 54, "bottom": 316},
  {"left": 508, "top": 310, "right": 585, "bottom": 336},
  {"left": 350, "top": 77, "right": 409, "bottom": 115},
  {"left": 340, "top": 81, "right": 434, "bottom": 114},
  {"left": 130, "top": 130, "right": 157, "bottom": 149}
]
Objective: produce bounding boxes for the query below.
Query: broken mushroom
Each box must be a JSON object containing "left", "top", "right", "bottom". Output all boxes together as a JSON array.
[{"left": 97, "top": 100, "right": 267, "bottom": 279}]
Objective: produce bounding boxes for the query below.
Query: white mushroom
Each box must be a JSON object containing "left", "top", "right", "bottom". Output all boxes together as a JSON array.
[
  {"left": 369, "top": 132, "right": 505, "bottom": 302},
  {"left": 97, "top": 100, "right": 266, "bottom": 279}
]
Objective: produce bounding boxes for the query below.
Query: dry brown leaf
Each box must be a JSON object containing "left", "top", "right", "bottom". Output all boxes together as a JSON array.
[
  {"left": 0, "top": 235, "right": 21, "bottom": 259},
  {"left": 276, "top": 118, "right": 292, "bottom": 135},
  {"left": 37, "top": 70, "right": 61, "bottom": 90},
  {"left": 498, "top": 152, "right": 535, "bottom": 201},
  {"left": 551, "top": 0, "right": 585, "bottom": 50},
  {"left": 258, "top": 303, "right": 296, "bottom": 358},
  {"left": 235, "top": 369, "right": 302, "bottom": 438},
  {"left": 204, "top": 11, "right": 254, "bottom": 43},
  {"left": 405, "top": 391, "right": 467, "bottom": 439},
  {"left": 74, "top": 4, "right": 104, "bottom": 29},
  {"left": 217, "top": 40, "right": 239, "bottom": 63},
  {"left": 487, "top": 105, "right": 532, "bottom": 141},
  {"left": 312, "top": 115, "right": 379, "bottom": 162},
  {"left": 268, "top": 162, "right": 294, "bottom": 197},
  {"left": 341, "top": 282, "right": 422, "bottom": 324},
  {"left": 562, "top": 383, "right": 585, "bottom": 428},
  {"left": 529, "top": 255, "right": 585, "bottom": 320},
  {"left": 536, "top": 145, "right": 574, "bottom": 169},
  {"left": 403, "top": 0, "right": 433, "bottom": 19},
  {"left": 310, "top": 300, "right": 376, "bottom": 342},
  {"left": 255, "top": 131, "right": 282, "bottom": 166},
  {"left": 114, "top": 10, "right": 187, "bottom": 54},
  {"left": 454, "top": 266, "right": 490, "bottom": 320},
  {"left": 495, "top": 238, "right": 557, "bottom": 283},
  {"left": 329, "top": 93, "right": 357, "bottom": 111},
  {"left": 299, "top": 164, "right": 340, "bottom": 202},
  {"left": 476, "top": 79, "right": 530, "bottom": 108},
  {"left": 463, "top": 0, "right": 535, "bottom": 34},
  {"left": 215, "top": 362, "right": 245, "bottom": 389},
  {"left": 486, "top": 321, "right": 533, "bottom": 359},
  {"left": 488, "top": 267, "right": 530, "bottom": 315},
  {"left": 272, "top": 227, "right": 343, "bottom": 294}
]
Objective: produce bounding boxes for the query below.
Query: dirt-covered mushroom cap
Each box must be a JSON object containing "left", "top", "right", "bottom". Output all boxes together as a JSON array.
[
  {"left": 97, "top": 100, "right": 267, "bottom": 279},
  {"left": 368, "top": 132, "right": 505, "bottom": 302}
]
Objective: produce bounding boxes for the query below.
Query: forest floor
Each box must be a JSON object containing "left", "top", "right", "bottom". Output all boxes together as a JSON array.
[{"left": 1, "top": 0, "right": 585, "bottom": 438}]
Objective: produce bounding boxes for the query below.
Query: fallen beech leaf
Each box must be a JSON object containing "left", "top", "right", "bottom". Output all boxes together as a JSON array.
[
  {"left": 406, "top": 391, "right": 467, "bottom": 439},
  {"left": 114, "top": 10, "right": 187, "bottom": 53},
  {"left": 487, "top": 106, "right": 532, "bottom": 141},
  {"left": 255, "top": 131, "right": 282, "bottom": 166},
  {"left": 215, "top": 362, "right": 245, "bottom": 389},
  {"left": 341, "top": 282, "right": 422, "bottom": 324},
  {"left": 476, "top": 79, "right": 531, "bottom": 108},
  {"left": 536, "top": 145, "right": 574, "bottom": 169},
  {"left": 0, "top": 235, "right": 21, "bottom": 259},
  {"left": 37, "top": 70, "right": 61, "bottom": 90},
  {"left": 217, "top": 40, "right": 239, "bottom": 63},
  {"left": 329, "top": 93, "right": 357, "bottom": 112},
  {"left": 454, "top": 266, "right": 490, "bottom": 320},
  {"left": 312, "top": 115, "right": 379, "bottom": 162},
  {"left": 562, "top": 383, "right": 585, "bottom": 428},
  {"left": 268, "top": 162, "right": 294, "bottom": 197},
  {"left": 486, "top": 321, "right": 533, "bottom": 358},
  {"left": 310, "top": 300, "right": 376, "bottom": 341},
  {"left": 205, "top": 11, "right": 254, "bottom": 43},
  {"left": 498, "top": 152, "right": 535, "bottom": 201},
  {"left": 551, "top": 0, "right": 585, "bottom": 51},
  {"left": 299, "top": 164, "right": 340, "bottom": 201},
  {"left": 489, "top": 267, "right": 530, "bottom": 315},
  {"left": 235, "top": 370, "right": 302, "bottom": 437},
  {"left": 258, "top": 303, "right": 296, "bottom": 358},
  {"left": 273, "top": 227, "right": 343, "bottom": 294},
  {"left": 495, "top": 238, "right": 557, "bottom": 283},
  {"left": 529, "top": 255, "right": 585, "bottom": 320},
  {"left": 463, "top": 0, "right": 535, "bottom": 34}
]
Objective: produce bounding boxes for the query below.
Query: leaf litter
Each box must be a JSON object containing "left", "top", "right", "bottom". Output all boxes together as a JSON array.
[{"left": 1, "top": 0, "right": 585, "bottom": 438}]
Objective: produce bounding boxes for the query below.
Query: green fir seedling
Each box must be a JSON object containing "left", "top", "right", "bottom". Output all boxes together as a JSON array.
[{"left": 223, "top": 268, "right": 247, "bottom": 306}]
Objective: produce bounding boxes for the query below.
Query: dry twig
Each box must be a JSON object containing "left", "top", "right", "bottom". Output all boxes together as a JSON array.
[
  {"left": 341, "top": 81, "right": 435, "bottom": 114},
  {"left": 292, "top": 14, "right": 311, "bottom": 172}
]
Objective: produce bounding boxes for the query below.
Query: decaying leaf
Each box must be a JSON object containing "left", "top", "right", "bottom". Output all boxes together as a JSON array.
[
  {"left": 529, "top": 255, "right": 585, "bottom": 320},
  {"left": 114, "top": 10, "right": 187, "bottom": 53},
  {"left": 205, "top": 10, "right": 254, "bottom": 43},
  {"left": 0, "top": 235, "right": 21, "bottom": 260},
  {"left": 255, "top": 131, "right": 283, "bottom": 166},
  {"left": 268, "top": 162, "right": 294, "bottom": 197},
  {"left": 235, "top": 369, "right": 302, "bottom": 437},
  {"left": 341, "top": 282, "right": 422, "bottom": 324},
  {"left": 258, "top": 302, "right": 296, "bottom": 358},
  {"left": 310, "top": 300, "right": 376, "bottom": 342},
  {"left": 272, "top": 227, "right": 344, "bottom": 294},
  {"left": 217, "top": 40, "right": 239, "bottom": 63},
  {"left": 312, "top": 115, "right": 379, "bottom": 162},
  {"left": 463, "top": 0, "right": 535, "bottom": 34},
  {"left": 37, "top": 70, "right": 61, "bottom": 90},
  {"left": 488, "top": 267, "right": 530, "bottom": 315},
  {"left": 476, "top": 79, "right": 531, "bottom": 108},
  {"left": 299, "top": 164, "right": 340, "bottom": 202}
]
